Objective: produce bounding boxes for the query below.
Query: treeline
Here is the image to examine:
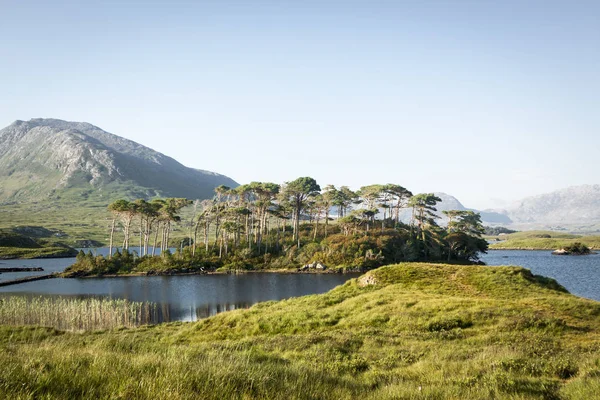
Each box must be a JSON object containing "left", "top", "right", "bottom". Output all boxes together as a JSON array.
[
  {"left": 484, "top": 226, "right": 517, "bottom": 236},
  {"left": 66, "top": 177, "right": 488, "bottom": 275}
]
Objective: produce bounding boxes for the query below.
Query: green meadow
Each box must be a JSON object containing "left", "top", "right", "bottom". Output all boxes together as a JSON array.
[
  {"left": 489, "top": 230, "right": 600, "bottom": 250},
  {"left": 1, "top": 262, "right": 599, "bottom": 399}
]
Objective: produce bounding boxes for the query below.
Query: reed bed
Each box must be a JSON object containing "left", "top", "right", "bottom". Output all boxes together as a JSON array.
[{"left": 0, "top": 296, "right": 158, "bottom": 331}]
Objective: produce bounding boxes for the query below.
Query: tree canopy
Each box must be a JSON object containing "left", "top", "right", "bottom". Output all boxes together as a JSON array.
[{"left": 93, "top": 178, "right": 488, "bottom": 276}]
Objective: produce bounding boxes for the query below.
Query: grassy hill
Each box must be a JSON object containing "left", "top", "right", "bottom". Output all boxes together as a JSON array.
[
  {"left": 0, "top": 229, "right": 78, "bottom": 259},
  {"left": 1, "top": 263, "right": 599, "bottom": 399},
  {"left": 489, "top": 230, "right": 600, "bottom": 250}
]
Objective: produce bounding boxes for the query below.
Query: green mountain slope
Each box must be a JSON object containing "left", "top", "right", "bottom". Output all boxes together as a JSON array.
[
  {"left": 1, "top": 263, "right": 598, "bottom": 399},
  {"left": 0, "top": 118, "right": 238, "bottom": 241},
  {"left": 0, "top": 118, "right": 237, "bottom": 202}
]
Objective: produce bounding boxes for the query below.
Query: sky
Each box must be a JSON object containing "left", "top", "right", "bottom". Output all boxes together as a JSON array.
[{"left": 0, "top": 0, "right": 598, "bottom": 210}]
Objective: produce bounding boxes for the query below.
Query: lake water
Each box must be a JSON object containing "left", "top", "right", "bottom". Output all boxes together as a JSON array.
[
  {"left": 0, "top": 249, "right": 598, "bottom": 322},
  {"left": 481, "top": 250, "right": 600, "bottom": 301},
  {"left": 0, "top": 250, "right": 359, "bottom": 322}
]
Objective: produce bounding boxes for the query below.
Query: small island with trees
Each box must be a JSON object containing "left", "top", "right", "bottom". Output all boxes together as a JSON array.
[
  {"left": 552, "top": 242, "right": 595, "bottom": 256},
  {"left": 65, "top": 177, "right": 488, "bottom": 277}
]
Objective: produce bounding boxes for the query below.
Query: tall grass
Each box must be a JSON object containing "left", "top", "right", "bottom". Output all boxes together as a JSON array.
[
  {"left": 0, "top": 296, "right": 157, "bottom": 331},
  {"left": 1, "top": 263, "right": 600, "bottom": 398}
]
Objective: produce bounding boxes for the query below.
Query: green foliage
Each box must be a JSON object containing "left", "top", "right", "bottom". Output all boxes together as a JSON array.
[
  {"left": 0, "top": 246, "right": 77, "bottom": 259},
  {"left": 563, "top": 242, "right": 591, "bottom": 254},
  {"left": 484, "top": 226, "right": 518, "bottom": 236},
  {"left": 0, "top": 229, "right": 78, "bottom": 259},
  {"left": 0, "top": 231, "right": 41, "bottom": 248}
]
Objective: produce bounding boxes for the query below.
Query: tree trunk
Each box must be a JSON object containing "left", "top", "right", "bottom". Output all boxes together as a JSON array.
[
  {"left": 204, "top": 222, "right": 209, "bottom": 253},
  {"left": 139, "top": 217, "right": 144, "bottom": 257},
  {"left": 108, "top": 218, "right": 116, "bottom": 259},
  {"left": 152, "top": 222, "right": 160, "bottom": 256},
  {"left": 245, "top": 213, "right": 250, "bottom": 246},
  {"left": 193, "top": 220, "right": 199, "bottom": 256},
  {"left": 165, "top": 222, "right": 172, "bottom": 253}
]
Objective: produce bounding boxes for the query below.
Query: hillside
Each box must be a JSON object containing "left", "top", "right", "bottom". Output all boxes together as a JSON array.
[
  {"left": 0, "top": 118, "right": 238, "bottom": 203},
  {"left": 0, "top": 228, "right": 77, "bottom": 259},
  {"left": 505, "top": 185, "right": 600, "bottom": 227},
  {"left": 0, "top": 119, "right": 238, "bottom": 241},
  {"left": 1, "top": 263, "right": 599, "bottom": 399}
]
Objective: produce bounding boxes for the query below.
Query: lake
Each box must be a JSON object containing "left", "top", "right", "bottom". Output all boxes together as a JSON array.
[
  {"left": 0, "top": 249, "right": 598, "bottom": 322},
  {"left": 481, "top": 249, "right": 600, "bottom": 301},
  {"left": 0, "top": 251, "right": 360, "bottom": 322}
]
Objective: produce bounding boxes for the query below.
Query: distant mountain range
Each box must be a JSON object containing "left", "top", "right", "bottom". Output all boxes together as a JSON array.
[
  {"left": 413, "top": 186, "right": 600, "bottom": 232},
  {"left": 396, "top": 192, "right": 512, "bottom": 225},
  {"left": 0, "top": 118, "right": 238, "bottom": 204}
]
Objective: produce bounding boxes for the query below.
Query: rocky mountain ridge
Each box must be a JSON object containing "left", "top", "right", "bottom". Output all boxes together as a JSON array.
[
  {"left": 503, "top": 184, "right": 600, "bottom": 228},
  {"left": 0, "top": 118, "right": 238, "bottom": 202},
  {"left": 423, "top": 186, "right": 600, "bottom": 231}
]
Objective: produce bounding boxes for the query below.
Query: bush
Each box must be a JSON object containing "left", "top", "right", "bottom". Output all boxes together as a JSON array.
[{"left": 564, "top": 242, "right": 591, "bottom": 255}]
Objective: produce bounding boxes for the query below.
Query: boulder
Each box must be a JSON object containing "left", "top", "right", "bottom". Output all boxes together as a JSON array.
[
  {"left": 298, "top": 262, "right": 328, "bottom": 271},
  {"left": 358, "top": 274, "right": 377, "bottom": 287}
]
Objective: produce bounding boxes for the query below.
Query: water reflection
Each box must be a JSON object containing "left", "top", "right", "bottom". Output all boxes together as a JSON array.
[
  {"left": 0, "top": 273, "right": 359, "bottom": 322},
  {"left": 3, "top": 249, "right": 597, "bottom": 324}
]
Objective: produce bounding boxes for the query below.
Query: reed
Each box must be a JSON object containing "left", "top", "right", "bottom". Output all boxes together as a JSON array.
[{"left": 0, "top": 296, "right": 157, "bottom": 331}]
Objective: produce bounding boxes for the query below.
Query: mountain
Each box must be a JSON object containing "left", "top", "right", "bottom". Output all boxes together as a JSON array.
[
  {"left": 426, "top": 186, "right": 600, "bottom": 231},
  {"left": 0, "top": 118, "right": 238, "bottom": 203},
  {"left": 505, "top": 184, "right": 600, "bottom": 226},
  {"left": 396, "top": 192, "right": 512, "bottom": 225}
]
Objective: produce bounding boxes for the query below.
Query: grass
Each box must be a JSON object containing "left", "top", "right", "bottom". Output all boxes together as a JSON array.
[
  {"left": 489, "top": 230, "right": 600, "bottom": 250},
  {"left": 0, "top": 230, "right": 78, "bottom": 259},
  {"left": 1, "top": 262, "right": 599, "bottom": 399},
  {"left": 0, "top": 181, "right": 192, "bottom": 247},
  {"left": 0, "top": 246, "right": 78, "bottom": 259},
  {"left": 502, "top": 231, "right": 582, "bottom": 240},
  {"left": 0, "top": 200, "right": 114, "bottom": 246},
  {"left": 0, "top": 297, "right": 157, "bottom": 331}
]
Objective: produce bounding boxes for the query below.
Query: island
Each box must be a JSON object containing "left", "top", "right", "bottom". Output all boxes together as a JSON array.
[
  {"left": 63, "top": 184, "right": 489, "bottom": 277},
  {"left": 552, "top": 242, "right": 595, "bottom": 255}
]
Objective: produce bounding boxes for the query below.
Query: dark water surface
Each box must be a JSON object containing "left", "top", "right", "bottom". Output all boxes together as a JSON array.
[
  {"left": 1, "top": 249, "right": 598, "bottom": 323},
  {"left": 481, "top": 250, "right": 600, "bottom": 301},
  {"left": 0, "top": 251, "right": 359, "bottom": 321}
]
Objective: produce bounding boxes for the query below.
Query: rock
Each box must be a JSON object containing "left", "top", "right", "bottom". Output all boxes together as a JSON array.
[
  {"left": 298, "top": 262, "right": 328, "bottom": 272},
  {"left": 358, "top": 274, "right": 377, "bottom": 287}
]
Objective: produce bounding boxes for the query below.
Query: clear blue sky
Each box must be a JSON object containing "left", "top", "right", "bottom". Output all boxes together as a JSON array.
[{"left": 1, "top": 1, "right": 598, "bottom": 209}]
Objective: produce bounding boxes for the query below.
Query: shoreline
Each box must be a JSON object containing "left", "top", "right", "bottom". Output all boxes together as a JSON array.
[
  {"left": 65, "top": 267, "right": 363, "bottom": 279},
  {"left": 0, "top": 251, "right": 77, "bottom": 260},
  {"left": 489, "top": 247, "right": 599, "bottom": 251}
]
